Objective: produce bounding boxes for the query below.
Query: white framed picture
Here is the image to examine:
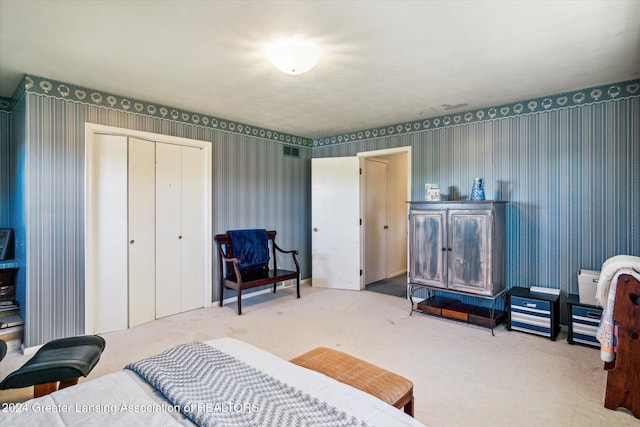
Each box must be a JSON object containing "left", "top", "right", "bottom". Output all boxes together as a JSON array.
[{"left": 425, "top": 183, "right": 440, "bottom": 201}]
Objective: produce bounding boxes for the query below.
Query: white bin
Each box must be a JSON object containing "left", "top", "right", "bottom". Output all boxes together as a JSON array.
[{"left": 577, "top": 269, "right": 600, "bottom": 305}]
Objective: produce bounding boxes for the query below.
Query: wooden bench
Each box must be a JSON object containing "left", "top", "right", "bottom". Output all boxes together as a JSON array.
[
  {"left": 290, "top": 347, "right": 415, "bottom": 417},
  {"left": 214, "top": 230, "right": 300, "bottom": 315}
]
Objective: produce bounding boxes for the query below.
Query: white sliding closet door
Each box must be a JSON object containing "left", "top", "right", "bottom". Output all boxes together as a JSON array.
[
  {"left": 128, "top": 137, "right": 156, "bottom": 327},
  {"left": 156, "top": 143, "right": 183, "bottom": 318},
  {"left": 180, "top": 146, "right": 205, "bottom": 311},
  {"left": 91, "top": 134, "right": 128, "bottom": 334},
  {"left": 86, "top": 125, "right": 211, "bottom": 335},
  {"left": 155, "top": 143, "right": 205, "bottom": 318}
]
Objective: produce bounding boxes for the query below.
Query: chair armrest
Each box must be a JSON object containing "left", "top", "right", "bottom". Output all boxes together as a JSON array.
[
  {"left": 220, "top": 254, "right": 241, "bottom": 265},
  {"left": 219, "top": 251, "right": 247, "bottom": 283},
  {"left": 273, "top": 242, "right": 298, "bottom": 256},
  {"left": 273, "top": 243, "right": 300, "bottom": 273}
]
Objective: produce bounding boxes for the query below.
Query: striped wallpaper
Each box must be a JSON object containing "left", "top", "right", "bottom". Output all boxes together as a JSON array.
[
  {"left": 0, "top": 108, "right": 12, "bottom": 227},
  {"left": 0, "top": 74, "right": 638, "bottom": 346},
  {"left": 5, "top": 81, "right": 310, "bottom": 347},
  {"left": 313, "top": 96, "right": 640, "bottom": 314}
]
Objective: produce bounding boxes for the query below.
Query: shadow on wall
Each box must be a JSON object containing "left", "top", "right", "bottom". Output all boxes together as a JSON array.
[{"left": 446, "top": 186, "right": 465, "bottom": 201}]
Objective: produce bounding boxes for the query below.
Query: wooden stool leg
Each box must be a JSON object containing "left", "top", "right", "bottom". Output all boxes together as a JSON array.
[
  {"left": 404, "top": 396, "right": 414, "bottom": 417},
  {"left": 59, "top": 378, "right": 79, "bottom": 390},
  {"left": 34, "top": 382, "right": 58, "bottom": 398}
]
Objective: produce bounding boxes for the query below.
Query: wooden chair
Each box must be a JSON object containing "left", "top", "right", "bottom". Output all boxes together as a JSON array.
[{"left": 215, "top": 230, "right": 300, "bottom": 315}]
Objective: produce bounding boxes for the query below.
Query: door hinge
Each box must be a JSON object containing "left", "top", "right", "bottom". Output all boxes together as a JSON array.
[
  {"left": 360, "top": 269, "right": 363, "bottom": 276},
  {"left": 360, "top": 218, "right": 362, "bottom": 225},
  {"left": 359, "top": 168, "right": 362, "bottom": 175}
]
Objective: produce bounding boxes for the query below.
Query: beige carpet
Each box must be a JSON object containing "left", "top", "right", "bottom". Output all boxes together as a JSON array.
[{"left": 1, "top": 284, "right": 637, "bottom": 426}]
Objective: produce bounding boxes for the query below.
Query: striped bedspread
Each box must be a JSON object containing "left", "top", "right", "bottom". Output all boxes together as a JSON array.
[{"left": 126, "top": 341, "right": 369, "bottom": 427}]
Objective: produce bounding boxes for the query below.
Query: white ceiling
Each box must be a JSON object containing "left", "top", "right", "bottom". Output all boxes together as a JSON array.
[{"left": 1, "top": 0, "right": 639, "bottom": 139}]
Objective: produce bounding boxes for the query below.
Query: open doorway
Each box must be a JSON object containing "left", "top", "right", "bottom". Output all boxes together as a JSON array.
[
  {"left": 310, "top": 146, "right": 410, "bottom": 292},
  {"left": 358, "top": 148, "right": 410, "bottom": 297}
]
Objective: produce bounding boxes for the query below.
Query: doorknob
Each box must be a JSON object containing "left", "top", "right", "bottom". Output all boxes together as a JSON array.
[
  {"left": 384, "top": 225, "right": 389, "bottom": 229},
  {"left": 178, "top": 235, "right": 183, "bottom": 239},
  {"left": 313, "top": 227, "right": 318, "bottom": 232},
  {"left": 130, "top": 239, "right": 135, "bottom": 244}
]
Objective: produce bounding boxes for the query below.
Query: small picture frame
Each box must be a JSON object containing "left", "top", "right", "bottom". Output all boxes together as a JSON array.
[
  {"left": 0, "top": 228, "right": 14, "bottom": 260},
  {"left": 425, "top": 183, "right": 440, "bottom": 201}
]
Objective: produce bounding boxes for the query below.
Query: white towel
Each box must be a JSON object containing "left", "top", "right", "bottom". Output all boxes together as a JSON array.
[
  {"left": 595, "top": 255, "right": 640, "bottom": 306},
  {"left": 595, "top": 255, "right": 640, "bottom": 363}
]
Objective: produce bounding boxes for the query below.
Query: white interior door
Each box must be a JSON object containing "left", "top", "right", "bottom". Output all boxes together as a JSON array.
[
  {"left": 364, "top": 159, "right": 388, "bottom": 285},
  {"left": 311, "top": 157, "right": 361, "bottom": 290},
  {"left": 91, "top": 134, "right": 128, "bottom": 333},
  {"left": 128, "top": 137, "right": 156, "bottom": 327},
  {"left": 155, "top": 143, "right": 183, "bottom": 318},
  {"left": 180, "top": 145, "right": 205, "bottom": 311}
]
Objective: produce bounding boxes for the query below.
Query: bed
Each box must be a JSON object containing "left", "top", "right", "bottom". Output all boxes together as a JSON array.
[{"left": 2, "top": 337, "right": 425, "bottom": 426}]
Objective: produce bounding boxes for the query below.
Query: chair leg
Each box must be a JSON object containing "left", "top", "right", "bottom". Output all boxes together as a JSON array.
[
  {"left": 219, "top": 281, "right": 224, "bottom": 307},
  {"left": 296, "top": 277, "right": 300, "bottom": 298},
  {"left": 34, "top": 382, "right": 58, "bottom": 398},
  {"left": 237, "top": 290, "right": 242, "bottom": 315},
  {"left": 59, "top": 378, "right": 79, "bottom": 390},
  {"left": 33, "top": 377, "right": 80, "bottom": 398}
]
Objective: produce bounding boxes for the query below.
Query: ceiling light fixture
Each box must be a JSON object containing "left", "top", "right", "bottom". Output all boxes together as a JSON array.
[{"left": 266, "top": 36, "right": 319, "bottom": 75}]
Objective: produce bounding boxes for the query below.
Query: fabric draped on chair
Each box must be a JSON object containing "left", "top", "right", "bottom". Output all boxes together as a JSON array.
[{"left": 227, "top": 229, "right": 270, "bottom": 270}]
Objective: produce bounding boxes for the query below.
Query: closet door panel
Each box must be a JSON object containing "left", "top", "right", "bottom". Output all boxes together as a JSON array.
[
  {"left": 128, "top": 138, "right": 156, "bottom": 327},
  {"left": 155, "top": 143, "right": 182, "bottom": 318},
  {"left": 180, "top": 146, "right": 205, "bottom": 311},
  {"left": 91, "top": 134, "right": 128, "bottom": 333}
]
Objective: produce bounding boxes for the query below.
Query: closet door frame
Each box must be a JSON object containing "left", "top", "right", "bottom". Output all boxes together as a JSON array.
[{"left": 84, "top": 123, "right": 212, "bottom": 335}]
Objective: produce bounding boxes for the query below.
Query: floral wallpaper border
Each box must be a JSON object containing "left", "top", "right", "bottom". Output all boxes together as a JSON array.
[
  {"left": 3, "top": 75, "right": 639, "bottom": 148},
  {"left": 0, "top": 97, "right": 12, "bottom": 112},
  {"left": 15, "top": 75, "right": 313, "bottom": 147},
  {"left": 312, "top": 79, "right": 640, "bottom": 147}
]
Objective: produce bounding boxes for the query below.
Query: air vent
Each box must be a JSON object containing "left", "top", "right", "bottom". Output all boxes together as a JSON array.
[{"left": 283, "top": 145, "right": 300, "bottom": 158}]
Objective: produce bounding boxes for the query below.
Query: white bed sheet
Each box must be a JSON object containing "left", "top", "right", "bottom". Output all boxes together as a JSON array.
[{"left": 1, "top": 337, "right": 425, "bottom": 427}]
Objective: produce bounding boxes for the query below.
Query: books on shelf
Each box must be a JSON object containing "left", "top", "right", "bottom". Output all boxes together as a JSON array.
[
  {"left": 0, "top": 314, "right": 23, "bottom": 328},
  {"left": 0, "top": 300, "right": 19, "bottom": 313},
  {"left": 0, "top": 324, "right": 23, "bottom": 341}
]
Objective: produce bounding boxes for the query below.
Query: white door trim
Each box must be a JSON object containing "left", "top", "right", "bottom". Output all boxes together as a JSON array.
[
  {"left": 357, "top": 146, "right": 412, "bottom": 288},
  {"left": 84, "top": 123, "right": 212, "bottom": 334}
]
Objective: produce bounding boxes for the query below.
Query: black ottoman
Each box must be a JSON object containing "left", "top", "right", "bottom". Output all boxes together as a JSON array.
[{"left": 0, "top": 335, "right": 105, "bottom": 397}]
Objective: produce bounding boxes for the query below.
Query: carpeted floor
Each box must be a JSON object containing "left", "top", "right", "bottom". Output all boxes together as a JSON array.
[{"left": 1, "top": 284, "right": 637, "bottom": 426}]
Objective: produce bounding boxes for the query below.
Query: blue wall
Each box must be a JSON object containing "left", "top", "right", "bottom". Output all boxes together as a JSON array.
[
  {"left": 6, "top": 76, "right": 311, "bottom": 347},
  {"left": 2, "top": 74, "right": 638, "bottom": 346},
  {"left": 312, "top": 82, "right": 640, "bottom": 312}
]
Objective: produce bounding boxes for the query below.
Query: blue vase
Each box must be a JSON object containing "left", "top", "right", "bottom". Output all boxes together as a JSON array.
[{"left": 470, "top": 178, "right": 486, "bottom": 200}]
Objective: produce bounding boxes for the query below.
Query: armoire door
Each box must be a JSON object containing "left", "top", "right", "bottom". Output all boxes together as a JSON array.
[
  {"left": 409, "top": 210, "right": 447, "bottom": 288},
  {"left": 447, "top": 209, "right": 490, "bottom": 294},
  {"left": 155, "top": 143, "right": 204, "bottom": 318},
  {"left": 128, "top": 137, "right": 156, "bottom": 327}
]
